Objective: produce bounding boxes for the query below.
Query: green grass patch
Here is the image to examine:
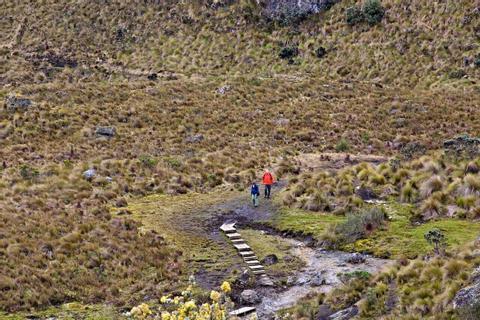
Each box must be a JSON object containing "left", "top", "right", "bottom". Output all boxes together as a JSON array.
[
  {"left": 241, "top": 229, "right": 304, "bottom": 278},
  {"left": 344, "top": 202, "right": 480, "bottom": 258},
  {"left": 270, "top": 207, "right": 345, "bottom": 238},
  {"left": 0, "top": 303, "right": 124, "bottom": 320},
  {"left": 114, "top": 191, "right": 243, "bottom": 274},
  {"left": 272, "top": 204, "right": 480, "bottom": 259}
]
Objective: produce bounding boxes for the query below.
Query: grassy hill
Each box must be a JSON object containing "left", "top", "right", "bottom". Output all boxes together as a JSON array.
[{"left": 1, "top": 0, "right": 480, "bottom": 316}]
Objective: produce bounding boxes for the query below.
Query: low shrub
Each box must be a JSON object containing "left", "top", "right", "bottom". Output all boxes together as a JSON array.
[
  {"left": 335, "top": 207, "right": 387, "bottom": 243},
  {"left": 336, "top": 138, "right": 350, "bottom": 152},
  {"left": 363, "top": 0, "right": 385, "bottom": 25},
  {"left": 346, "top": 5, "right": 364, "bottom": 26},
  {"left": 346, "top": 0, "right": 385, "bottom": 26},
  {"left": 424, "top": 228, "right": 446, "bottom": 255},
  {"left": 279, "top": 45, "right": 299, "bottom": 60}
]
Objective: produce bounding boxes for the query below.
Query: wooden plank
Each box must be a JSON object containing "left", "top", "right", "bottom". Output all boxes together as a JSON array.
[
  {"left": 233, "top": 243, "right": 251, "bottom": 252},
  {"left": 229, "top": 307, "right": 256, "bottom": 317}
]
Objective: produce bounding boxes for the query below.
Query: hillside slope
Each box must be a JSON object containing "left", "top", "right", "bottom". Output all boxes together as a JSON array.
[
  {"left": 1, "top": 0, "right": 480, "bottom": 316},
  {"left": 1, "top": 0, "right": 479, "bottom": 87}
]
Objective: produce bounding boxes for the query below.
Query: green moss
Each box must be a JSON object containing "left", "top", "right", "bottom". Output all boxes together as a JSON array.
[
  {"left": 270, "top": 207, "right": 345, "bottom": 238},
  {"left": 241, "top": 229, "right": 304, "bottom": 277},
  {"left": 114, "top": 191, "right": 243, "bottom": 275},
  {"left": 345, "top": 202, "right": 480, "bottom": 258},
  {"left": 272, "top": 204, "right": 480, "bottom": 259}
]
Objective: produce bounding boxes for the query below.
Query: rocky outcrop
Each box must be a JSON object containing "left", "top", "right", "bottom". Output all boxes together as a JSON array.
[
  {"left": 262, "top": 0, "right": 340, "bottom": 21},
  {"left": 241, "top": 289, "right": 262, "bottom": 304},
  {"left": 328, "top": 305, "right": 358, "bottom": 320},
  {"left": 453, "top": 267, "right": 480, "bottom": 310},
  {"left": 95, "top": 126, "right": 116, "bottom": 137},
  {"left": 4, "top": 95, "right": 32, "bottom": 112}
]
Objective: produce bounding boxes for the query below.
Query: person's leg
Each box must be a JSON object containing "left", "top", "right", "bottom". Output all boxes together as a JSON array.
[
  {"left": 267, "top": 185, "right": 271, "bottom": 198},
  {"left": 252, "top": 194, "right": 256, "bottom": 206},
  {"left": 254, "top": 195, "right": 259, "bottom": 207},
  {"left": 264, "top": 186, "right": 268, "bottom": 198}
]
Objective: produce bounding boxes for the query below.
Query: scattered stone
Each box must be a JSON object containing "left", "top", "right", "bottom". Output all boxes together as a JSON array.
[
  {"left": 283, "top": 255, "right": 295, "bottom": 262},
  {"left": 316, "top": 304, "right": 334, "bottom": 320},
  {"left": 261, "top": 254, "right": 279, "bottom": 266},
  {"left": 355, "top": 186, "right": 377, "bottom": 201},
  {"left": 258, "top": 275, "right": 274, "bottom": 287},
  {"left": 304, "top": 235, "right": 315, "bottom": 247},
  {"left": 345, "top": 253, "right": 366, "bottom": 264},
  {"left": 185, "top": 134, "right": 204, "bottom": 143},
  {"left": 4, "top": 95, "right": 32, "bottom": 112},
  {"left": 328, "top": 305, "right": 358, "bottom": 320},
  {"left": 82, "top": 169, "right": 96, "bottom": 180},
  {"left": 241, "top": 289, "right": 261, "bottom": 304},
  {"left": 95, "top": 126, "right": 116, "bottom": 137},
  {"left": 275, "top": 118, "right": 290, "bottom": 126},
  {"left": 311, "top": 273, "right": 327, "bottom": 286},
  {"left": 217, "top": 85, "right": 231, "bottom": 95}
]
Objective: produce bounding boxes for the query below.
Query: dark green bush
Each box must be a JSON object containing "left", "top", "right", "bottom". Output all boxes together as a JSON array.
[
  {"left": 346, "top": 5, "right": 364, "bottom": 25},
  {"left": 335, "top": 138, "right": 350, "bottom": 152},
  {"left": 346, "top": 0, "right": 385, "bottom": 26},
  {"left": 363, "top": 0, "right": 385, "bottom": 25},
  {"left": 279, "top": 46, "right": 299, "bottom": 60},
  {"left": 475, "top": 55, "right": 480, "bottom": 68},
  {"left": 315, "top": 47, "right": 327, "bottom": 59}
]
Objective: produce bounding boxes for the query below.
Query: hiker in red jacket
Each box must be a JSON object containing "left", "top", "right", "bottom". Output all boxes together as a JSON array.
[{"left": 262, "top": 169, "right": 274, "bottom": 199}]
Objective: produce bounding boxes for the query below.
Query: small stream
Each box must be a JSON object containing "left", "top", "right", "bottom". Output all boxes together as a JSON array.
[{"left": 256, "top": 238, "right": 391, "bottom": 317}]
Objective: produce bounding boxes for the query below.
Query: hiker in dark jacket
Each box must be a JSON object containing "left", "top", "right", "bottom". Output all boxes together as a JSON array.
[{"left": 251, "top": 182, "right": 260, "bottom": 207}]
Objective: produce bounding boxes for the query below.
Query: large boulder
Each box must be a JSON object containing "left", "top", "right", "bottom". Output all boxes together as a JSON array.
[
  {"left": 240, "top": 289, "right": 261, "bottom": 304},
  {"left": 4, "top": 95, "right": 32, "bottom": 112},
  {"left": 95, "top": 126, "right": 116, "bottom": 138},
  {"left": 262, "top": 0, "right": 340, "bottom": 22},
  {"left": 261, "top": 254, "right": 279, "bottom": 266},
  {"left": 328, "top": 305, "right": 358, "bottom": 320},
  {"left": 345, "top": 253, "right": 366, "bottom": 264},
  {"left": 453, "top": 267, "right": 480, "bottom": 310}
]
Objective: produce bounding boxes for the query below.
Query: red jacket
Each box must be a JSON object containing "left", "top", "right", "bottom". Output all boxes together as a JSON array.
[{"left": 262, "top": 172, "right": 274, "bottom": 185}]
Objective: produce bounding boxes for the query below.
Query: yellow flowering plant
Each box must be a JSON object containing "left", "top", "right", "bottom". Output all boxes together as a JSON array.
[{"left": 129, "top": 281, "right": 236, "bottom": 320}]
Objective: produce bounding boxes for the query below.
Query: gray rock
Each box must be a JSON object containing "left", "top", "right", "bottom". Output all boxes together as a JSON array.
[
  {"left": 311, "top": 273, "right": 327, "bottom": 286},
  {"left": 95, "top": 126, "right": 116, "bottom": 137},
  {"left": 275, "top": 118, "right": 290, "bottom": 126},
  {"left": 316, "top": 304, "right": 334, "bottom": 320},
  {"left": 261, "top": 254, "right": 279, "bottom": 266},
  {"left": 82, "top": 169, "right": 96, "bottom": 180},
  {"left": 4, "top": 95, "right": 32, "bottom": 112},
  {"left": 241, "top": 289, "right": 261, "bottom": 304},
  {"left": 355, "top": 186, "right": 377, "bottom": 201},
  {"left": 185, "top": 134, "right": 204, "bottom": 143},
  {"left": 263, "top": 0, "right": 339, "bottom": 21},
  {"left": 328, "top": 305, "right": 358, "bottom": 320},
  {"left": 345, "top": 253, "right": 366, "bottom": 264},
  {"left": 453, "top": 277, "right": 480, "bottom": 309},
  {"left": 217, "top": 85, "right": 231, "bottom": 95}
]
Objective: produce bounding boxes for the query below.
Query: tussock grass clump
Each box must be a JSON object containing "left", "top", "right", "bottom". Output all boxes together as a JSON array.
[{"left": 286, "top": 154, "right": 480, "bottom": 221}]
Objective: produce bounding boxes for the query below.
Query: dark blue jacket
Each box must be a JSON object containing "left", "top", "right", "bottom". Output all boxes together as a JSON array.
[{"left": 251, "top": 184, "right": 260, "bottom": 196}]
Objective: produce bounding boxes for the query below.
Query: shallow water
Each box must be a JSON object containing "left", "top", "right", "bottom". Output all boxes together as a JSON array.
[{"left": 257, "top": 239, "right": 391, "bottom": 316}]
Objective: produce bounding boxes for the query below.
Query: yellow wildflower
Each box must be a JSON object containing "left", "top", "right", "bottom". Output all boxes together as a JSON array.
[
  {"left": 210, "top": 290, "right": 221, "bottom": 302},
  {"left": 220, "top": 281, "right": 231, "bottom": 294},
  {"left": 161, "top": 312, "right": 171, "bottom": 320}
]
